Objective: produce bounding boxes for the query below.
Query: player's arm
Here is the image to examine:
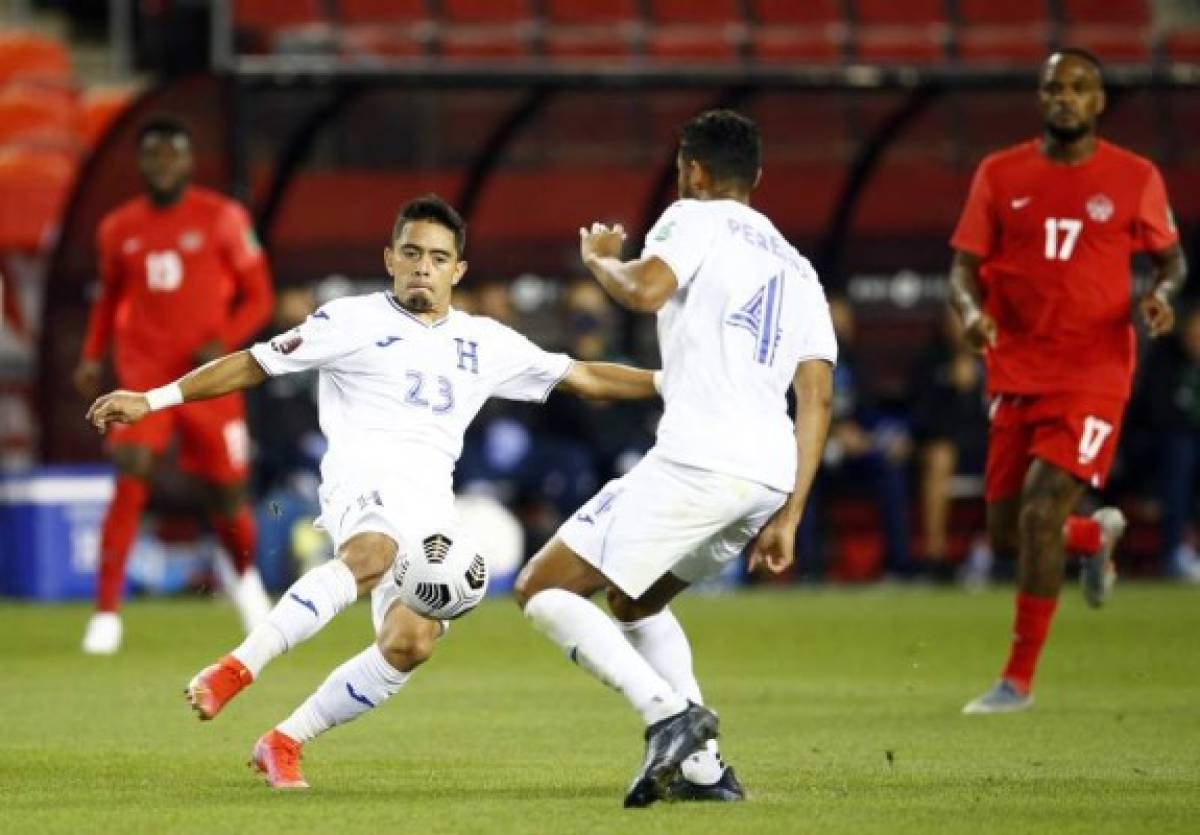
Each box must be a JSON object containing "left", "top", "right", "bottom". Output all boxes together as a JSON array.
[
  {"left": 1139, "top": 243, "right": 1188, "bottom": 338},
  {"left": 555, "top": 361, "right": 659, "bottom": 401},
  {"left": 75, "top": 222, "right": 122, "bottom": 399},
  {"left": 948, "top": 250, "right": 997, "bottom": 352},
  {"left": 579, "top": 223, "right": 678, "bottom": 313},
  {"left": 747, "top": 358, "right": 834, "bottom": 575},
  {"left": 201, "top": 203, "right": 274, "bottom": 362},
  {"left": 86, "top": 350, "right": 267, "bottom": 433}
]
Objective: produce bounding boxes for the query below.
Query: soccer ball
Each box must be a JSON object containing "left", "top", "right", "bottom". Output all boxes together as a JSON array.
[{"left": 392, "top": 527, "right": 488, "bottom": 620}]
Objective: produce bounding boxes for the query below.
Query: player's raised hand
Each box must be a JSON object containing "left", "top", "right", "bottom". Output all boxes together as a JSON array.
[
  {"left": 963, "top": 311, "right": 998, "bottom": 354},
  {"left": 1139, "top": 291, "right": 1175, "bottom": 338},
  {"left": 747, "top": 511, "right": 797, "bottom": 576},
  {"left": 86, "top": 390, "right": 150, "bottom": 433},
  {"left": 579, "top": 221, "right": 626, "bottom": 262}
]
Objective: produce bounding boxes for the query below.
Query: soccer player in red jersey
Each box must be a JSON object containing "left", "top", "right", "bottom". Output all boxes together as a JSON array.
[
  {"left": 950, "top": 50, "right": 1187, "bottom": 713},
  {"left": 73, "top": 117, "right": 275, "bottom": 654}
]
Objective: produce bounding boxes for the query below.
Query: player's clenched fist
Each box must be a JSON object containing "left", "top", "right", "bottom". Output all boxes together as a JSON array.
[
  {"left": 579, "top": 221, "right": 626, "bottom": 262},
  {"left": 86, "top": 391, "right": 150, "bottom": 433}
]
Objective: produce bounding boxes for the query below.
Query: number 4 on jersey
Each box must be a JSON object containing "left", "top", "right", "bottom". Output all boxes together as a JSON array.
[{"left": 727, "top": 273, "right": 784, "bottom": 366}]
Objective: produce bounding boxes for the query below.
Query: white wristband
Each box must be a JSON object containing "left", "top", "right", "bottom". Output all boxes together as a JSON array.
[
  {"left": 961, "top": 306, "right": 982, "bottom": 330},
  {"left": 652, "top": 370, "right": 663, "bottom": 394},
  {"left": 144, "top": 383, "right": 183, "bottom": 412}
]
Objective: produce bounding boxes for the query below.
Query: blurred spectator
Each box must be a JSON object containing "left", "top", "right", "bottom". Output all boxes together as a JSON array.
[
  {"left": 798, "top": 296, "right": 917, "bottom": 580},
  {"left": 1130, "top": 304, "right": 1200, "bottom": 582},
  {"left": 909, "top": 306, "right": 990, "bottom": 583}
]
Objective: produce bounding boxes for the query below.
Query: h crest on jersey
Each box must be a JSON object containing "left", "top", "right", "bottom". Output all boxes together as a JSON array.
[{"left": 455, "top": 338, "right": 479, "bottom": 374}]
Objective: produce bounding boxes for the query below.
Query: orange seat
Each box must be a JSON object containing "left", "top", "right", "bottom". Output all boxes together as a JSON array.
[
  {"left": 955, "top": 0, "right": 1052, "bottom": 65},
  {"left": 337, "top": 0, "right": 429, "bottom": 23},
  {"left": 542, "top": 0, "right": 641, "bottom": 61},
  {"left": 853, "top": 0, "right": 949, "bottom": 64},
  {"left": 438, "top": 0, "right": 536, "bottom": 59},
  {"left": 78, "top": 87, "right": 134, "bottom": 150},
  {"left": 0, "top": 31, "right": 71, "bottom": 86},
  {"left": 0, "top": 147, "right": 77, "bottom": 251},
  {"left": 0, "top": 87, "right": 79, "bottom": 150}
]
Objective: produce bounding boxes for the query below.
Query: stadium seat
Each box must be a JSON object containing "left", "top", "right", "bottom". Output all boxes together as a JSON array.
[
  {"left": 0, "top": 87, "right": 79, "bottom": 151},
  {"left": 644, "top": 0, "right": 746, "bottom": 64},
  {"left": 335, "top": 0, "right": 429, "bottom": 23},
  {"left": 852, "top": 0, "right": 949, "bottom": 64},
  {"left": 746, "top": 0, "right": 845, "bottom": 64},
  {"left": 78, "top": 87, "right": 134, "bottom": 151},
  {"left": 541, "top": 0, "right": 642, "bottom": 62},
  {"left": 0, "top": 31, "right": 71, "bottom": 86},
  {"left": 1059, "top": 0, "right": 1153, "bottom": 63},
  {"left": 954, "top": 0, "right": 1053, "bottom": 66},
  {"left": 438, "top": 0, "right": 536, "bottom": 60},
  {"left": 0, "top": 147, "right": 77, "bottom": 251},
  {"left": 234, "top": 0, "right": 328, "bottom": 52},
  {"left": 1161, "top": 28, "right": 1200, "bottom": 63}
]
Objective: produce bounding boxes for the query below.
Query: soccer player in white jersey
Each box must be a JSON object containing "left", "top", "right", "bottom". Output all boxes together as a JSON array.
[
  {"left": 514, "top": 110, "right": 837, "bottom": 807},
  {"left": 86, "top": 195, "right": 661, "bottom": 789}
]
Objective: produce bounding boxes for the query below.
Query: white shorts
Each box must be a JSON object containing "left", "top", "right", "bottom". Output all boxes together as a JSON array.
[
  {"left": 317, "top": 479, "right": 456, "bottom": 636},
  {"left": 557, "top": 451, "right": 787, "bottom": 599}
]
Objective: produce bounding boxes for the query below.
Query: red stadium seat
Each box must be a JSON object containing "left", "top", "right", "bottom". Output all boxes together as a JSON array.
[
  {"left": 954, "top": 0, "right": 1052, "bottom": 66},
  {"left": 543, "top": 0, "right": 640, "bottom": 24},
  {"left": 647, "top": 0, "right": 744, "bottom": 24},
  {"left": 542, "top": 0, "right": 641, "bottom": 62},
  {"left": 747, "top": 0, "right": 845, "bottom": 64},
  {"left": 437, "top": 0, "right": 536, "bottom": 60},
  {"left": 78, "top": 87, "right": 134, "bottom": 151},
  {"left": 644, "top": 0, "right": 745, "bottom": 64},
  {"left": 0, "top": 147, "right": 77, "bottom": 251},
  {"left": 234, "top": 0, "right": 325, "bottom": 30},
  {"left": 0, "top": 87, "right": 79, "bottom": 151},
  {"left": 336, "top": 0, "right": 429, "bottom": 23},
  {"left": 0, "top": 31, "right": 71, "bottom": 86},
  {"left": 1059, "top": 0, "right": 1152, "bottom": 63},
  {"left": 852, "top": 0, "right": 949, "bottom": 64},
  {"left": 1161, "top": 29, "right": 1200, "bottom": 62}
]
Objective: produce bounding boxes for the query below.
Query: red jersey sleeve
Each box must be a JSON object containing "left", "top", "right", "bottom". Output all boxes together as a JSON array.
[
  {"left": 215, "top": 201, "right": 274, "bottom": 349},
  {"left": 1135, "top": 164, "right": 1179, "bottom": 253},
  {"left": 80, "top": 214, "right": 123, "bottom": 362},
  {"left": 950, "top": 158, "right": 997, "bottom": 258}
]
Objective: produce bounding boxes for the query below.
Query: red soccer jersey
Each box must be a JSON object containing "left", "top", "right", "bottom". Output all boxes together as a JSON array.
[
  {"left": 951, "top": 139, "right": 1178, "bottom": 399},
  {"left": 82, "top": 187, "right": 274, "bottom": 388}
]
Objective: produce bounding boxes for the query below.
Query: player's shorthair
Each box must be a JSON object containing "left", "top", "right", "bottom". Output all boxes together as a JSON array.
[
  {"left": 393, "top": 194, "right": 467, "bottom": 258},
  {"left": 1048, "top": 47, "right": 1105, "bottom": 80},
  {"left": 138, "top": 115, "right": 192, "bottom": 145},
  {"left": 679, "top": 109, "right": 761, "bottom": 189}
]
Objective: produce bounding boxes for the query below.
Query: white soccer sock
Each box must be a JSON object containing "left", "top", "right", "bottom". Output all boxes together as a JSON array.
[
  {"left": 619, "top": 609, "right": 724, "bottom": 785},
  {"left": 276, "top": 644, "right": 410, "bottom": 745},
  {"left": 231, "top": 559, "right": 358, "bottom": 678},
  {"left": 524, "top": 589, "right": 687, "bottom": 726}
]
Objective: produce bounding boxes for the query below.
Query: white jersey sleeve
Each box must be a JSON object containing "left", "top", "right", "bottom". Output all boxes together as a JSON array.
[
  {"left": 795, "top": 269, "right": 839, "bottom": 365},
  {"left": 485, "top": 321, "right": 574, "bottom": 402},
  {"left": 641, "top": 199, "right": 719, "bottom": 291},
  {"left": 249, "top": 303, "right": 364, "bottom": 376}
]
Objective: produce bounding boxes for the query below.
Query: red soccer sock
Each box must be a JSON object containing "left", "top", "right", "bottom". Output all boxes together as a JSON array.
[
  {"left": 1063, "top": 515, "right": 1102, "bottom": 554},
  {"left": 212, "top": 505, "right": 258, "bottom": 574},
  {"left": 1000, "top": 592, "right": 1059, "bottom": 693},
  {"left": 95, "top": 476, "right": 151, "bottom": 612}
]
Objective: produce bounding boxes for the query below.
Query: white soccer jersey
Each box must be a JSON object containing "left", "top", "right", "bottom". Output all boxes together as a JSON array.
[
  {"left": 641, "top": 198, "right": 837, "bottom": 492},
  {"left": 248, "top": 292, "right": 573, "bottom": 502}
]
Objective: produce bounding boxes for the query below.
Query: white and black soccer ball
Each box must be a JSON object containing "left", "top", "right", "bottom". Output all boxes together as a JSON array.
[{"left": 392, "top": 528, "right": 488, "bottom": 620}]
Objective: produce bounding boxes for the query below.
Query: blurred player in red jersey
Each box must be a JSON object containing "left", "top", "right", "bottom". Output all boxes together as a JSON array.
[
  {"left": 951, "top": 51, "right": 1187, "bottom": 713},
  {"left": 74, "top": 117, "right": 275, "bottom": 654}
]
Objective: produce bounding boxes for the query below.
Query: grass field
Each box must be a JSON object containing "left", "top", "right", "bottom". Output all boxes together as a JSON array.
[{"left": 1, "top": 584, "right": 1198, "bottom": 834}]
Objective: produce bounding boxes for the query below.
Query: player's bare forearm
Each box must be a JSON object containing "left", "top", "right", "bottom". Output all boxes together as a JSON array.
[
  {"left": 557, "top": 361, "right": 657, "bottom": 401},
  {"left": 1150, "top": 244, "right": 1187, "bottom": 301},
  {"left": 778, "top": 359, "right": 834, "bottom": 522},
  {"left": 948, "top": 250, "right": 984, "bottom": 322},
  {"left": 179, "top": 350, "right": 267, "bottom": 400}
]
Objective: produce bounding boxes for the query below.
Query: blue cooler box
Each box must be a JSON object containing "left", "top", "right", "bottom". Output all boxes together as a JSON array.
[{"left": 0, "top": 466, "right": 114, "bottom": 600}]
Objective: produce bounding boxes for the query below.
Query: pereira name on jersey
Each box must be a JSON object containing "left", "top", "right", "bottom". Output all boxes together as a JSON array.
[
  {"left": 248, "top": 292, "right": 572, "bottom": 501},
  {"left": 642, "top": 199, "right": 838, "bottom": 493},
  {"left": 951, "top": 140, "right": 1178, "bottom": 399}
]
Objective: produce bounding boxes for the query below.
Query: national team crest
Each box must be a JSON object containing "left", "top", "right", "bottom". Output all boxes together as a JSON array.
[
  {"left": 1086, "top": 194, "right": 1114, "bottom": 223},
  {"left": 270, "top": 329, "right": 303, "bottom": 354}
]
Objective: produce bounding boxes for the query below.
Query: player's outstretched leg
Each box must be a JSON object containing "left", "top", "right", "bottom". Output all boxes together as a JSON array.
[
  {"left": 612, "top": 595, "right": 740, "bottom": 802},
  {"left": 1079, "top": 507, "right": 1126, "bottom": 609},
  {"left": 185, "top": 533, "right": 394, "bottom": 721},
  {"left": 251, "top": 606, "right": 437, "bottom": 789},
  {"left": 83, "top": 474, "right": 151, "bottom": 654}
]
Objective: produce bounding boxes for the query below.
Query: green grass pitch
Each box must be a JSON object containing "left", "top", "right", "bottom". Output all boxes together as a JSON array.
[{"left": 1, "top": 584, "right": 1198, "bottom": 834}]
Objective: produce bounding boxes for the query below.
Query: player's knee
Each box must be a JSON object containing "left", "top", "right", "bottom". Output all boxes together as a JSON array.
[
  {"left": 1019, "top": 495, "right": 1062, "bottom": 538},
  {"left": 512, "top": 563, "right": 544, "bottom": 610},
  {"left": 340, "top": 533, "right": 399, "bottom": 589},
  {"left": 377, "top": 621, "right": 437, "bottom": 672}
]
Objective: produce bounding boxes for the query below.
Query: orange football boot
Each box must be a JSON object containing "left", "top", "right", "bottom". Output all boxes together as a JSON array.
[
  {"left": 250, "top": 729, "right": 309, "bottom": 789},
  {"left": 185, "top": 654, "right": 253, "bottom": 720}
]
